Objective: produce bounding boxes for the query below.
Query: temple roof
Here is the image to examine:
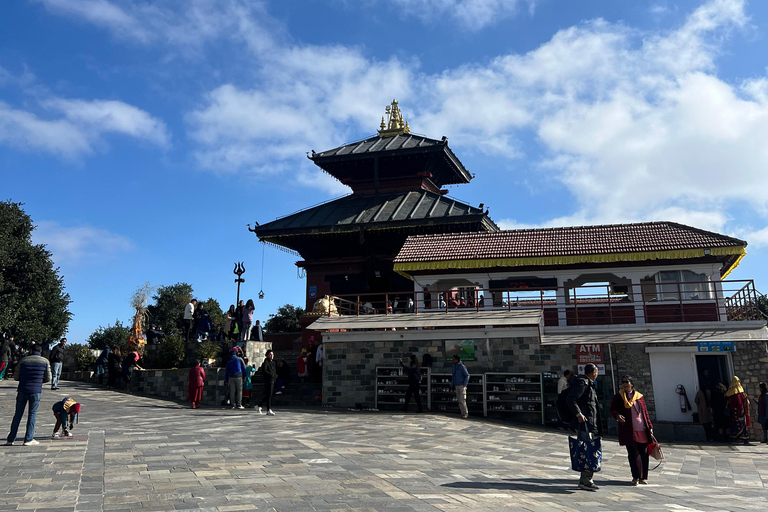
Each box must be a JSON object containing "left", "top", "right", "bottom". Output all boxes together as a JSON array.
[
  {"left": 394, "top": 221, "right": 747, "bottom": 276},
  {"left": 309, "top": 133, "right": 472, "bottom": 190},
  {"left": 255, "top": 190, "right": 497, "bottom": 243}
]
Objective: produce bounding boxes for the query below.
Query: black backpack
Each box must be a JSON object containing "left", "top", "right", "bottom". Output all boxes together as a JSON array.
[{"left": 556, "top": 387, "right": 574, "bottom": 423}]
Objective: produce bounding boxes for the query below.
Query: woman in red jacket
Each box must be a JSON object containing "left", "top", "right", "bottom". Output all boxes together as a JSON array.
[
  {"left": 610, "top": 375, "right": 654, "bottom": 486},
  {"left": 726, "top": 376, "right": 751, "bottom": 444},
  {"left": 188, "top": 361, "right": 206, "bottom": 409}
]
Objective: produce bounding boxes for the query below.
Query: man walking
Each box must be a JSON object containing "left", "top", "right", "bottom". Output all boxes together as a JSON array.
[
  {"left": 183, "top": 299, "right": 197, "bottom": 342},
  {"left": 451, "top": 355, "right": 470, "bottom": 419},
  {"left": 5, "top": 344, "right": 51, "bottom": 446},
  {"left": 566, "top": 363, "right": 602, "bottom": 491},
  {"left": 49, "top": 337, "right": 66, "bottom": 390}
]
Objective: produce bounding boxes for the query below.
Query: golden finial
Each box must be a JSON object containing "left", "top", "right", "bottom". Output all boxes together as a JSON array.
[{"left": 377, "top": 99, "right": 411, "bottom": 137}]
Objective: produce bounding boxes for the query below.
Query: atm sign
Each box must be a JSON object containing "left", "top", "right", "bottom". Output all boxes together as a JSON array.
[{"left": 577, "top": 344, "right": 604, "bottom": 365}]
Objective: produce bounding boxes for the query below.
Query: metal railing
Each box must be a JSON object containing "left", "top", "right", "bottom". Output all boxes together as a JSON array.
[{"left": 319, "top": 279, "right": 763, "bottom": 326}]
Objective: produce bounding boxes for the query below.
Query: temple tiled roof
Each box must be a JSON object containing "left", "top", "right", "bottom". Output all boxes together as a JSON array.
[
  {"left": 394, "top": 221, "right": 746, "bottom": 264},
  {"left": 256, "top": 190, "right": 498, "bottom": 237}
]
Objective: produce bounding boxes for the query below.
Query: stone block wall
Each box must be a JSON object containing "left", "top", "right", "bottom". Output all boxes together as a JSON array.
[
  {"left": 64, "top": 367, "right": 228, "bottom": 406},
  {"left": 612, "top": 344, "right": 655, "bottom": 415},
  {"left": 732, "top": 341, "right": 768, "bottom": 440},
  {"left": 323, "top": 337, "right": 578, "bottom": 408}
]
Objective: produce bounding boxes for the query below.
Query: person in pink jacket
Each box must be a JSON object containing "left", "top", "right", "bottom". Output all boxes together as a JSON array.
[{"left": 188, "top": 361, "right": 206, "bottom": 409}]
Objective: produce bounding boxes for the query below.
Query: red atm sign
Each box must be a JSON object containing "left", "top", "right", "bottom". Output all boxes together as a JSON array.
[{"left": 577, "top": 344, "right": 604, "bottom": 365}]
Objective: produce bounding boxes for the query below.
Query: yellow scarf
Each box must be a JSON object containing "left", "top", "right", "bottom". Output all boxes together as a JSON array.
[
  {"left": 621, "top": 389, "right": 643, "bottom": 409},
  {"left": 725, "top": 376, "right": 744, "bottom": 397}
]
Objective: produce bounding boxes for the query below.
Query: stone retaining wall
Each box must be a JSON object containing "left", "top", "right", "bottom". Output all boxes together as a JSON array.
[
  {"left": 323, "top": 336, "right": 577, "bottom": 407},
  {"left": 64, "top": 368, "right": 228, "bottom": 406}
]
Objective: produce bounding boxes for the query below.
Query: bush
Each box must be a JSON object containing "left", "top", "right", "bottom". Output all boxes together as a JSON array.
[
  {"left": 70, "top": 343, "right": 95, "bottom": 372},
  {"left": 197, "top": 340, "right": 219, "bottom": 365},
  {"left": 156, "top": 334, "right": 185, "bottom": 369}
]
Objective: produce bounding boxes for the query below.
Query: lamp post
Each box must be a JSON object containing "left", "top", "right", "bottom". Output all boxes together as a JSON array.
[{"left": 234, "top": 262, "right": 245, "bottom": 305}]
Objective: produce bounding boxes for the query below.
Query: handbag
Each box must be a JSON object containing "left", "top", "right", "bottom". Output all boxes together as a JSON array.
[
  {"left": 648, "top": 433, "right": 664, "bottom": 470},
  {"left": 569, "top": 423, "right": 602, "bottom": 472}
]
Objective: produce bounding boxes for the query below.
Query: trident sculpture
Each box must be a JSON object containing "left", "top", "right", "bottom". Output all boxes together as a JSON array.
[{"left": 233, "top": 262, "right": 245, "bottom": 305}]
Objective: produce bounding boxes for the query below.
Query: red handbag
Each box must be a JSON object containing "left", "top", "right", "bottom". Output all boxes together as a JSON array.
[{"left": 648, "top": 434, "right": 664, "bottom": 470}]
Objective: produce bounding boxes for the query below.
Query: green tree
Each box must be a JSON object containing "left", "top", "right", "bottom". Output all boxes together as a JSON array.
[
  {"left": 87, "top": 320, "right": 130, "bottom": 351},
  {"left": 0, "top": 201, "right": 72, "bottom": 347},
  {"left": 146, "top": 283, "right": 193, "bottom": 337},
  {"left": 156, "top": 334, "right": 185, "bottom": 368},
  {"left": 202, "top": 298, "right": 225, "bottom": 334},
  {"left": 69, "top": 343, "right": 96, "bottom": 372},
  {"left": 264, "top": 304, "right": 305, "bottom": 333}
]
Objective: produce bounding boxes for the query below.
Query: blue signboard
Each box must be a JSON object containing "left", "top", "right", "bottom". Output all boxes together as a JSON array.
[
  {"left": 309, "top": 286, "right": 317, "bottom": 299},
  {"left": 697, "top": 341, "right": 735, "bottom": 352}
]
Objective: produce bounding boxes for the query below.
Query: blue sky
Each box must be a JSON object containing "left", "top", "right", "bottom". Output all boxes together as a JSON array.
[{"left": 2, "top": 0, "right": 768, "bottom": 343}]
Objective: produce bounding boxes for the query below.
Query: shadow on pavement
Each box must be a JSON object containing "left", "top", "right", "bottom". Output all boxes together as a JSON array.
[{"left": 443, "top": 477, "right": 631, "bottom": 494}]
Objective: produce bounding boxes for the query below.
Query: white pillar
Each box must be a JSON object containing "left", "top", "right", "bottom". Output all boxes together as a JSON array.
[{"left": 631, "top": 278, "right": 646, "bottom": 325}]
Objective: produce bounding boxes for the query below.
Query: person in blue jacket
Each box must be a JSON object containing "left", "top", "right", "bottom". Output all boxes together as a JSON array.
[
  {"left": 5, "top": 345, "right": 51, "bottom": 446},
  {"left": 451, "top": 355, "right": 470, "bottom": 419},
  {"left": 224, "top": 348, "right": 246, "bottom": 409}
]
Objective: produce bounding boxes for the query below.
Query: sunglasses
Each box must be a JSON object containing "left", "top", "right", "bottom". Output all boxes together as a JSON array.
[{"left": 621, "top": 380, "right": 631, "bottom": 384}]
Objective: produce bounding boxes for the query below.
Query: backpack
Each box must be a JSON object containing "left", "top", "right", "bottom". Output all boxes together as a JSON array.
[{"left": 556, "top": 387, "right": 574, "bottom": 423}]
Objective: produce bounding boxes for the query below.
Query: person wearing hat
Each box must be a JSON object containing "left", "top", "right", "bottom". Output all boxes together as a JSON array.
[
  {"left": 51, "top": 396, "right": 80, "bottom": 439},
  {"left": 224, "top": 347, "right": 246, "bottom": 409}
]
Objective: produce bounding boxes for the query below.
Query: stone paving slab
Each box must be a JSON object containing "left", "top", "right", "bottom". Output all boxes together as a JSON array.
[{"left": 2, "top": 380, "right": 768, "bottom": 511}]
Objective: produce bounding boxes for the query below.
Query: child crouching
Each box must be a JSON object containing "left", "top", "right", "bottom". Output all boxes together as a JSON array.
[{"left": 52, "top": 396, "right": 81, "bottom": 439}]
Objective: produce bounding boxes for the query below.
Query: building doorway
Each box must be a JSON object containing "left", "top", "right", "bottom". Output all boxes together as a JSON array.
[{"left": 695, "top": 354, "right": 731, "bottom": 391}]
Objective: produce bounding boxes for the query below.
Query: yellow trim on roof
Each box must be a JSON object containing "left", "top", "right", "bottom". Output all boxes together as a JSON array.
[
  {"left": 721, "top": 249, "right": 746, "bottom": 279},
  {"left": 394, "top": 246, "right": 747, "bottom": 275}
]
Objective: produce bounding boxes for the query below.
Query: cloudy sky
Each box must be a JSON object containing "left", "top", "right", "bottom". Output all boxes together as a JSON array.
[{"left": 2, "top": 0, "right": 768, "bottom": 343}]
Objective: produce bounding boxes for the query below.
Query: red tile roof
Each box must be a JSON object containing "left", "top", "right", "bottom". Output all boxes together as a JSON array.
[{"left": 394, "top": 221, "right": 746, "bottom": 263}]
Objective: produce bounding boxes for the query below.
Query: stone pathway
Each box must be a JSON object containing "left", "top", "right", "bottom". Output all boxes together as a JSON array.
[{"left": 2, "top": 380, "right": 767, "bottom": 511}]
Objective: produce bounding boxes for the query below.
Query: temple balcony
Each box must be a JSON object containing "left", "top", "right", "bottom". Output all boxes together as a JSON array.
[{"left": 320, "top": 279, "right": 765, "bottom": 328}]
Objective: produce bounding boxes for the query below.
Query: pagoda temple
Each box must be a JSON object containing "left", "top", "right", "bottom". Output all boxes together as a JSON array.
[{"left": 252, "top": 100, "right": 497, "bottom": 310}]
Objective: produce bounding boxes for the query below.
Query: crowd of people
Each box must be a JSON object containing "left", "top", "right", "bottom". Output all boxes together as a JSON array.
[{"left": 184, "top": 298, "right": 263, "bottom": 343}]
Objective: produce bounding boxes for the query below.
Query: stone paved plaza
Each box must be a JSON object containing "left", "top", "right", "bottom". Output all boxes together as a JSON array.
[{"left": 2, "top": 380, "right": 768, "bottom": 512}]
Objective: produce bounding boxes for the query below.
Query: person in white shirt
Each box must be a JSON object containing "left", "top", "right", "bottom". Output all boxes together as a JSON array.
[
  {"left": 183, "top": 299, "right": 197, "bottom": 341},
  {"left": 316, "top": 341, "right": 324, "bottom": 369},
  {"left": 557, "top": 369, "right": 572, "bottom": 394}
]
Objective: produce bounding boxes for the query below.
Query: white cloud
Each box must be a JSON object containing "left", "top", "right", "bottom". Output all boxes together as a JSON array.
[
  {"left": 386, "top": 0, "right": 537, "bottom": 30},
  {"left": 0, "top": 98, "right": 170, "bottom": 158},
  {"left": 45, "top": 98, "right": 170, "bottom": 147},
  {"left": 0, "top": 102, "right": 92, "bottom": 158},
  {"left": 34, "top": 0, "right": 276, "bottom": 54},
  {"left": 33, "top": 221, "right": 135, "bottom": 264},
  {"left": 742, "top": 226, "right": 768, "bottom": 247},
  {"left": 187, "top": 49, "right": 413, "bottom": 173}
]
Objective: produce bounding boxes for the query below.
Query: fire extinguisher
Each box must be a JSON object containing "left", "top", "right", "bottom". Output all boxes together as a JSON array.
[{"left": 676, "top": 384, "right": 692, "bottom": 413}]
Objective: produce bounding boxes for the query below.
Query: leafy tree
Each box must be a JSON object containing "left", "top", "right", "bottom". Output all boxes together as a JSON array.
[
  {"left": 156, "top": 334, "right": 185, "bottom": 369},
  {"left": 758, "top": 294, "right": 768, "bottom": 319},
  {"left": 202, "top": 298, "right": 225, "bottom": 334},
  {"left": 146, "top": 283, "right": 194, "bottom": 337},
  {"left": 264, "top": 304, "right": 305, "bottom": 333},
  {"left": 69, "top": 343, "right": 96, "bottom": 372},
  {"left": 87, "top": 320, "right": 130, "bottom": 352},
  {"left": 0, "top": 200, "right": 72, "bottom": 347}
]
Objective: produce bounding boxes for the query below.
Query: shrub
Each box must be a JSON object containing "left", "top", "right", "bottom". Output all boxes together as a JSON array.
[
  {"left": 156, "top": 334, "right": 185, "bottom": 369},
  {"left": 69, "top": 343, "right": 95, "bottom": 372},
  {"left": 197, "top": 340, "right": 219, "bottom": 365}
]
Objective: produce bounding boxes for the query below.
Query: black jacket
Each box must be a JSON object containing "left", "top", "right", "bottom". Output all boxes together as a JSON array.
[
  {"left": 49, "top": 344, "right": 65, "bottom": 363},
  {"left": 0, "top": 341, "right": 11, "bottom": 363},
  {"left": 400, "top": 361, "right": 422, "bottom": 384},
  {"left": 260, "top": 359, "right": 277, "bottom": 383},
  {"left": 566, "top": 375, "right": 603, "bottom": 435}
]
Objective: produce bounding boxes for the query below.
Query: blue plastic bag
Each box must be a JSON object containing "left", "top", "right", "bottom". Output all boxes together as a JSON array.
[{"left": 569, "top": 423, "right": 602, "bottom": 472}]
